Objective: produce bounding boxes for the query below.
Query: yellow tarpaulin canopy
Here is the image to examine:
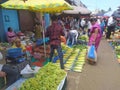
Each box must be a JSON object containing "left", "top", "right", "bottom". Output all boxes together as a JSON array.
[
  {"left": 1, "top": 0, "right": 73, "bottom": 13},
  {"left": 1, "top": 0, "right": 73, "bottom": 58}
]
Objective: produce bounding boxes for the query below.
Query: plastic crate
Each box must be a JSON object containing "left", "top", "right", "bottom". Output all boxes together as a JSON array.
[
  {"left": 36, "top": 38, "right": 49, "bottom": 46},
  {"left": 16, "top": 57, "right": 26, "bottom": 63},
  {"left": 0, "top": 77, "right": 5, "bottom": 89},
  {"left": 7, "top": 48, "right": 23, "bottom": 58}
]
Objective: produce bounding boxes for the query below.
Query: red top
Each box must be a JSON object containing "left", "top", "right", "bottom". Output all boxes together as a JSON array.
[{"left": 45, "top": 22, "right": 65, "bottom": 46}]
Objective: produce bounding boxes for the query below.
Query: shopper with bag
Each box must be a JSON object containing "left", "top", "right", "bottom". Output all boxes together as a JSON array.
[{"left": 87, "top": 18, "right": 102, "bottom": 64}]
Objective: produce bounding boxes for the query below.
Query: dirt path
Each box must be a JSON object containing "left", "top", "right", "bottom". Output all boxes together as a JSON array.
[{"left": 67, "top": 39, "right": 120, "bottom": 90}]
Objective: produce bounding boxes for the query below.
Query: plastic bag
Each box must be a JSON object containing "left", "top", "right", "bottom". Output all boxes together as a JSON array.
[
  {"left": 86, "top": 45, "right": 97, "bottom": 64},
  {"left": 87, "top": 45, "right": 95, "bottom": 59}
]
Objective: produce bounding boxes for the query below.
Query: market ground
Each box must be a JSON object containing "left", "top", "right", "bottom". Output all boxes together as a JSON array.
[
  {"left": 67, "top": 38, "right": 120, "bottom": 90},
  {"left": 1, "top": 38, "right": 120, "bottom": 90}
]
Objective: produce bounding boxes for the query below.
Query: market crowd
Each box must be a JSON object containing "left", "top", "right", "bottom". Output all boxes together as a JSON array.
[{"left": 0, "top": 14, "right": 118, "bottom": 88}]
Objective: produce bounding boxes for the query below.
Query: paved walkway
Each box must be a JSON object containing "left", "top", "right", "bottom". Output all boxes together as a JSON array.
[{"left": 67, "top": 38, "right": 120, "bottom": 90}]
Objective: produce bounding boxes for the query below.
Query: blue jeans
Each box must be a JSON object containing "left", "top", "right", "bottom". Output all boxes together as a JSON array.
[{"left": 50, "top": 45, "right": 64, "bottom": 69}]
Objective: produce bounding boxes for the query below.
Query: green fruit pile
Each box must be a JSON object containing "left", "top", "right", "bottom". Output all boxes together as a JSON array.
[
  {"left": 19, "top": 63, "right": 66, "bottom": 90},
  {"left": 78, "top": 35, "right": 88, "bottom": 41}
]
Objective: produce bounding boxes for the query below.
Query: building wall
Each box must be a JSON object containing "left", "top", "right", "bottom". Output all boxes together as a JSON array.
[
  {"left": 0, "top": 9, "right": 4, "bottom": 42},
  {"left": 0, "top": 9, "right": 19, "bottom": 42},
  {"left": 18, "top": 10, "right": 35, "bottom": 32}
]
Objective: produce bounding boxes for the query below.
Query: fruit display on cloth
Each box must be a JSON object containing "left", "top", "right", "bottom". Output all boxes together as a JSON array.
[
  {"left": 115, "top": 45, "right": 120, "bottom": 63},
  {"left": 109, "top": 41, "right": 120, "bottom": 63},
  {"left": 64, "top": 49, "right": 80, "bottom": 70},
  {"left": 58, "top": 44, "right": 87, "bottom": 72},
  {"left": 72, "top": 49, "right": 86, "bottom": 72},
  {"left": 19, "top": 63, "right": 66, "bottom": 90}
]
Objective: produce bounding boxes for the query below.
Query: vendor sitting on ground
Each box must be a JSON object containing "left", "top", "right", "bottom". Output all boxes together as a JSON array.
[
  {"left": 0, "top": 53, "right": 20, "bottom": 87},
  {"left": 12, "top": 38, "right": 26, "bottom": 52},
  {"left": 7, "top": 27, "right": 17, "bottom": 44}
]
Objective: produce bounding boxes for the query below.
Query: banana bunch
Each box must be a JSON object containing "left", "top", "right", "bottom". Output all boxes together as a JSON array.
[
  {"left": 19, "top": 63, "right": 66, "bottom": 90},
  {"left": 78, "top": 35, "right": 89, "bottom": 41},
  {"left": 73, "top": 66, "right": 83, "bottom": 72},
  {"left": 71, "top": 49, "right": 86, "bottom": 72},
  {"left": 63, "top": 54, "right": 69, "bottom": 59},
  {"left": 64, "top": 58, "right": 74, "bottom": 70},
  {"left": 72, "top": 61, "right": 84, "bottom": 72},
  {"left": 61, "top": 43, "right": 71, "bottom": 51}
]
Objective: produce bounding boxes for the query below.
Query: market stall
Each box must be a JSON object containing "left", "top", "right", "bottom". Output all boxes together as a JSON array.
[
  {"left": 1, "top": 0, "right": 72, "bottom": 89},
  {"left": 1, "top": 0, "right": 73, "bottom": 58},
  {"left": 6, "top": 63, "right": 67, "bottom": 90}
]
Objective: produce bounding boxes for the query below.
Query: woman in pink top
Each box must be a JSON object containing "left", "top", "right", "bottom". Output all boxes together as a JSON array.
[
  {"left": 88, "top": 18, "right": 102, "bottom": 52},
  {"left": 7, "top": 27, "right": 17, "bottom": 44}
]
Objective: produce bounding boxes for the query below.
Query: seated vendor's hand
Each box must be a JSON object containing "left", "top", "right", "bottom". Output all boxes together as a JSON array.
[{"left": 0, "top": 71, "right": 6, "bottom": 77}]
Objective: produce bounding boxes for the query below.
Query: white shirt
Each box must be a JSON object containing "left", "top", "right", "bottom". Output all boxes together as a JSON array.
[
  {"left": 69, "top": 30, "right": 79, "bottom": 40},
  {"left": 0, "top": 64, "right": 3, "bottom": 71},
  {"left": 97, "top": 19, "right": 101, "bottom": 25},
  {"left": 88, "top": 21, "right": 92, "bottom": 29},
  {"left": 107, "top": 16, "right": 114, "bottom": 26},
  {"left": 81, "top": 19, "right": 86, "bottom": 27}
]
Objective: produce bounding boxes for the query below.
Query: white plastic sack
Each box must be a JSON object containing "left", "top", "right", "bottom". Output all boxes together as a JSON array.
[
  {"left": 20, "top": 64, "right": 40, "bottom": 74},
  {"left": 20, "top": 64, "right": 34, "bottom": 74}
]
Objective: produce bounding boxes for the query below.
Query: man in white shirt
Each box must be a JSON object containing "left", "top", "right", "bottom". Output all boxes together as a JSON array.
[
  {"left": 80, "top": 18, "right": 86, "bottom": 34},
  {"left": 106, "top": 16, "right": 116, "bottom": 39}
]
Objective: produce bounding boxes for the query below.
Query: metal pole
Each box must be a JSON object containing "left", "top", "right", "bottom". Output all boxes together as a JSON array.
[
  {"left": 41, "top": 14, "right": 47, "bottom": 58},
  {"left": 42, "top": 25, "right": 47, "bottom": 58}
]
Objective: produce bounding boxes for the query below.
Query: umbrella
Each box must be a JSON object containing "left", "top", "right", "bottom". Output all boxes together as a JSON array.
[
  {"left": 1, "top": 0, "right": 73, "bottom": 58},
  {"left": 63, "top": 5, "right": 91, "bottom": 15},
  {"left": 1, "top": 0, "right": 73, "bottom": 13}
]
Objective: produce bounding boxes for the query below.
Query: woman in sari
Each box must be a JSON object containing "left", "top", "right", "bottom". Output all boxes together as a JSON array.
[{"left": 88, "top": 18, "right": 102, "bottom": 52}]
